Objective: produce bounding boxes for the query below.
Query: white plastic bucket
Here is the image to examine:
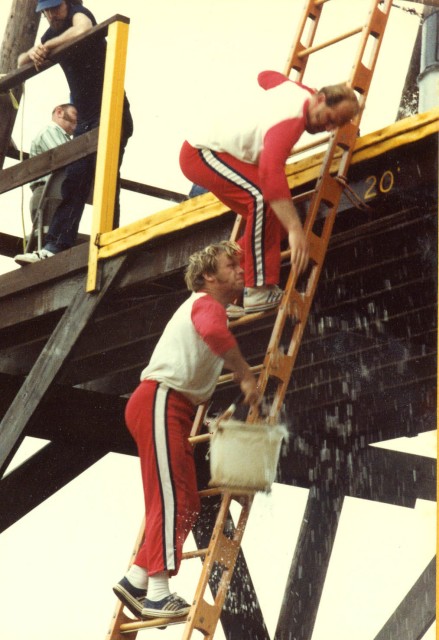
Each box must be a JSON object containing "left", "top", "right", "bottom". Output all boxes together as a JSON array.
[{"left": 209, "top": 419, "right": 288, "bottom": 493}]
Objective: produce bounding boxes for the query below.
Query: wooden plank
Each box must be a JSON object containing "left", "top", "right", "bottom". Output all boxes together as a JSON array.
[
  {"left": 0, "top": 128, "right": 98, "bottom": 194},
  {"left": 96, "top": 192, "right": 231, "bottom": 258},
  {"left": 0, "top": 254, "right": 127, "bottom": 472},
  {"left": 0, "top": 231, "right": 88, "bottom": 259},
  {"left": 0, "top": 15, "right": 130, "bottom": 94},
  {"left": 0, "top": 440, "right": 108, "bottom": 533},
  {"left": 120, "top": 178, "right": 186, "bottom": 203},
  {"left": 373, "top": 557, "right": 436, "bottom": 640},
  {"left": 0, "top": 215, "right": 231, "bottom": 328}
]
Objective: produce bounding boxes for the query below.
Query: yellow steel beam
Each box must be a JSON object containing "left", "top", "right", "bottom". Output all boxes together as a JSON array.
[{"left": 87, "top": 19, "right": 129, "bottom": 292}]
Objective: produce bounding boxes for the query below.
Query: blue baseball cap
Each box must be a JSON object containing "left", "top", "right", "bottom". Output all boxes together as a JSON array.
[{"left": 36, "top": 0, "right": 63, "bottom": 11}]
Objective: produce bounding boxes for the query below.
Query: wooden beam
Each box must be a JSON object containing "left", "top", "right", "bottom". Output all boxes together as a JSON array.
[
  {"left": 373, "top": 556, "right": 436, "bottom": 640},
  {"left": 0, "top": 128, "right": 98, "bottom": 195},
  {"left": 275, "top": 444, "right": 436, "bottom": 638},
  {"left": 0, "top": 215, "right": 231, "bottom": 328},
  {"left": 0, "top": 254, "right": 128, "bottom": 474},
  {"left": 0, "top": 440, "right": 108, "bottom": 533},
  {"left": 275, "top": 492, "right": 344, "bottom": 640},
  {"left": 0, "top": 14, "right": 129, "bottom": 94},
  {"left": 349, "top": 447, "right": 437, "bottom": 505},
  {"left": 0, "top": 0, "right": 40, "bottom": 168},
  {"left": 121, "top": 178, "right": 187, "bottom": 203},
  {"left": 0, "top": 373, "right": 133, "bottom": 453}
]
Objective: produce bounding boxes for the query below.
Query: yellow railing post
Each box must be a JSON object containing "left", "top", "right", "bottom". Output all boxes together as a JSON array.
[{"left": 86, "top": 18, "right": 129, "bottom": 292}]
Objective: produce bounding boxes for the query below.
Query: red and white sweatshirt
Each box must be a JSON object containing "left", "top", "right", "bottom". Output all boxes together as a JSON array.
[
  {"left": 141, "top": 292, "right": 237, "bottom": 404},
  {"left": 187, "top": 70, "right": 315, "bottom": 201}
]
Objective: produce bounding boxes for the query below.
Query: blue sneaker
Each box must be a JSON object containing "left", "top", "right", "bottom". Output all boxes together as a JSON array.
[
  {"left": 141, "top": 592, "right": 190, "bottom": 618},
  {"left": 113, "top": 577, "right": 146, "bottom": 617}
]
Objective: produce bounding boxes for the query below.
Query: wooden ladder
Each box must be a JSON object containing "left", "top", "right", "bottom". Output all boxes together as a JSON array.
[{"left": 106, "top": 1, "right": 393, "bottom": 638}]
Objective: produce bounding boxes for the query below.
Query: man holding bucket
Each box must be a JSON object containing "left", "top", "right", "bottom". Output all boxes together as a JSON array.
[{"left": 113, "top": 241, "right": 260, "bottom": 620}]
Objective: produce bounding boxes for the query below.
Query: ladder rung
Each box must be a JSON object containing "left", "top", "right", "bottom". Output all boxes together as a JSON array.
[
  {"left": 298, "top": 26, "right": 362, "bottom": 59},
  {"left": 188, "top": 432, "right": 212, "bottom": 444},
  {"left": 119, "top": 615, "right": 188, "bottom": 633},
  {"left": 217, "top": 363, "right": 263, "bottom": 384},
  {"left": 228, "top": 307, "right": 277, "bottom": 328},
  {"left": 183, "top": 547, "right": 208, "bottom": 560},
  {"left": 292, "top": 188, "right": 316, "bottom": 204}
]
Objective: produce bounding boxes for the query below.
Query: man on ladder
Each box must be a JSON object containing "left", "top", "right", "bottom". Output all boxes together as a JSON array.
[
  {"left": 179, "top": 71, "right": 359, "bottom": 318},
  {"left": 113, "top": 241, "right": 260, "bottom": 620}
]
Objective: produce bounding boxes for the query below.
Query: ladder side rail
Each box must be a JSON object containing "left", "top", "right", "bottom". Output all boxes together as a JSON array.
[
  {"left": 283, "top": 0, "right": 325, "bottom": 79},
  {"left": 252, "top": 0, "right": 393, "bottom": 419},
  {"left": 297, "top": 25, "right": 363, "bottom": 60},
  {"left": 106, "top": 518, "right": 146, "bottom": 640},
  {"left": 182, "top": 494, "right": 254, "bottom": 640}
]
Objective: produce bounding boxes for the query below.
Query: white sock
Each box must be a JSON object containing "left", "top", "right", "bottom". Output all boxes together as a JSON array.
[
  {"left": 125, "top": 564, "right": 148, "bottom": 589},
  {"left": 147, "top": 571, "right": 171, "bottom": 601}
]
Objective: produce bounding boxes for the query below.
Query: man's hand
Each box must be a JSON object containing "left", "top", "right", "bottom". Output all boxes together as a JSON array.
[
  {"left": 223, "top": 345, "right": 261, "bottom": 407},
  {"left": 270, "top": 198, "right": 310, "bottom": 274},
  {"left": 28, "top": 44, "right": 50, "bottom": 69},
  {"left": 288, "top": 225, "right": 309, "bottom": 275},
  {"left": 239, "top": 373, "right": 261, "bottom": 407}
]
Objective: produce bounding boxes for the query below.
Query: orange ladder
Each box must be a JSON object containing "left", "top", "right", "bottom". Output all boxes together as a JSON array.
[{"left": 106, "top": 1, "right": 392, "bottom": 637}]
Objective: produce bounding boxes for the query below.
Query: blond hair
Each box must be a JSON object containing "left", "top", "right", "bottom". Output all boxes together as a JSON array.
[{"left": 185, "top": 241, "right": 241, "bottom": 291}]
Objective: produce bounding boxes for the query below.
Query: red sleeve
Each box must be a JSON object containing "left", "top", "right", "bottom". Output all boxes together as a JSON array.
[
  {"left": 191, "top": 296, "right": 237, "bottom": 356},
  {"left": 258, "top": 70, "right": 289, "bottom": 90},
  {"left": 259, "top": 116, "right": 307, "bottom": 201}
]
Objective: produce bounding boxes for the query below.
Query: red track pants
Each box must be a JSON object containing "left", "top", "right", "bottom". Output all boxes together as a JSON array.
[
  {"left": 179, "top": 141, "right": 282, "bottom": 288},
  {"left": 125, "top": 380, "right": 200, "bottom": 577}
]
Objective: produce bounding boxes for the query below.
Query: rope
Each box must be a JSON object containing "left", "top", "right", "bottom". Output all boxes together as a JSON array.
[
  {"left": 0, "top": 74, "right": 20, "bottom": 109},
  {"left": 19, "top": 85, "right": 26, "bottom": 252},
  {"left": 336, "top": 175, "right": 371, "bottom": 212}
]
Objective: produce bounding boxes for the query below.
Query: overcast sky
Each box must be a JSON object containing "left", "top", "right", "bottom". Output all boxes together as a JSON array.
[{"left": 0, "top": 2, "right": 436, "bottom": 640}]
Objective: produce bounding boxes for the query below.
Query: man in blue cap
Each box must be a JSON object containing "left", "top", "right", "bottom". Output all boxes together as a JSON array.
[{"left": 14, "top": 0, "right": 133, "bottom": 265}]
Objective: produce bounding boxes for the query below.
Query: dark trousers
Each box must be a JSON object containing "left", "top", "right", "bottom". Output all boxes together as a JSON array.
[{"left": 44, "top": 105, "right": 133, "bottom": 253}]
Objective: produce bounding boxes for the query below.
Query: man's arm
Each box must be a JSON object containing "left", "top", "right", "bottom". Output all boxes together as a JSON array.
[
  {"left": 18, "top": 12, "right": 93, "bottom": 68},
  {"left": 191, "top": 298, "right": 260, "bottom": 406},
  {"left": 222, "top": 345, "right": 260, "bottom": 407},
  {"left": 259, "top": 117, "right": 311, "bottom": 275},
  {"left": 269, "top": 198, "right": 309, "bottom": 274}
]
